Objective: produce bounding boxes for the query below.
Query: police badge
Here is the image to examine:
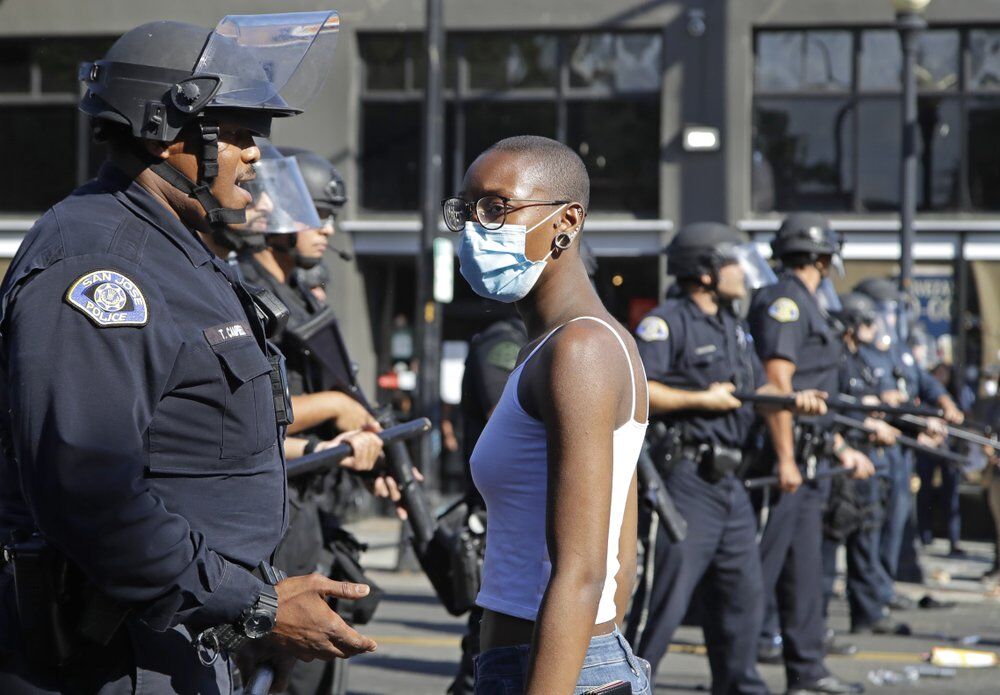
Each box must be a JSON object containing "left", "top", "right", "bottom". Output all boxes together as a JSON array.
[{"left": 65, "top": 269, "right": 149, "bottom": 327}]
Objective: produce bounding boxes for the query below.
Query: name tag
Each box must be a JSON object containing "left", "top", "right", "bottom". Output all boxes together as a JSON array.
[
  {"left": 694, "top": 344, "right": 717, "bottom": 356},
  {"left": 204, "top": 321, "right": 252, "bottom": 346}
]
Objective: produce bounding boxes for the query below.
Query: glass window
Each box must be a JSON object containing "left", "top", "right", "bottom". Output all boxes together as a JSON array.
[
  {"left": 755, "top": 31, "right": 852, "bottom": 93},
  {"left": 0, "top": 42, "right": 31, "bottom": 93},
  {"left": 969, "top": 30, "right": 1000, "bottom": 91},
  {"left": 569, "top": 33, "right": 661, "bottom": 92},
  {"left": 857, "top": 98, "right": 961, "bottom": 212},
  {"left": 360, "top": 36, "right": 412, "bottom": 91},
  {"left": 860, "top": 29, "right": 959, "bottom": 92},
  {"left": 753, "top": 98, "right": 854, "bottom": 211},
  {"left": 465, "top": 35, "right": 557, "bottom": 90},
  {"left": 360, "top": 102, "right": 421, "bottom": 210},
  {"left": 463, "top": 102, "right": 556, "bottom": 168},
  {"left": 0, "top": 107, "right": 76, "bottom": 212},
  {"left": 968, "top": 98, "right": 1000, "bottom": 210},
  {"left": 565, "top": 100, "right": 660, "bottom": 211},
  {"left": 37, "top": 38, "right": 114, "bottom": 93}
]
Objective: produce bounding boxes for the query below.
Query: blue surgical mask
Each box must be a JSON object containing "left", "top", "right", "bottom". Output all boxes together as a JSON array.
[{"left": 458, "top": 207, "right": 571, "bottom": 303}]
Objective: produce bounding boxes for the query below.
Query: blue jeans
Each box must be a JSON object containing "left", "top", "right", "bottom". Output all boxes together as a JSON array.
[{"left": 474, "top": 627, "right": 652, "bottom": 695}]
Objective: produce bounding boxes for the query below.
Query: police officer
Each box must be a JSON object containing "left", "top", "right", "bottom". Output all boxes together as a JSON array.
[
  {"left": 238, "top": 145, "right": 401, "bottom": 695},
  {"left": 823, "top": 294, "right": 904, "bottom": 638},
  {"left": 851, "top": 278, "right": 961, "bottom": 607},
  {"left": 748, "top": 214, "right": 874, "bottom": 695},
  {"left": 0, "top": 15, "right": 377, "bottom": 694},
  {"left": 628, "top": 223, "right": 828, "bottom": 694}
]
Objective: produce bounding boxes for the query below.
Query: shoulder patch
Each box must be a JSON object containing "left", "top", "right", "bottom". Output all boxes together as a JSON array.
[
  {"left": 767, "top": 297, "right": 800, "bottom": 323},
  {"left": 65, "top": 269, "right": 148, "bottom": 327},
  {"left": 486, "top": 340, "right": 521, "bottom": 371},
  {"left": 636, "top": 316, "right": 669, "bottom": 342}
]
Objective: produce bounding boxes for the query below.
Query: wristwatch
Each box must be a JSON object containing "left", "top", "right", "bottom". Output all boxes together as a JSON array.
[{"left": 209, "top": 584, "right": 279, "bottom": 653}]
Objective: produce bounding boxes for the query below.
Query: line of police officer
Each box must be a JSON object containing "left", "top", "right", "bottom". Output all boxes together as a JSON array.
[{"left": 624, "top": 214, "right": 961, "bottom": 695}]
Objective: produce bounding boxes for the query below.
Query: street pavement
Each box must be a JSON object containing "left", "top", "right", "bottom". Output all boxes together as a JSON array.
[{"left": 340, "top": 517, "right": 1000, "bottom": 694}]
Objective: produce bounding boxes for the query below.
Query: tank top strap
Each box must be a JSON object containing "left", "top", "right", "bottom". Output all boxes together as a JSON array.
[
  {"left": 519, "top": 316, "right": 644, "bottom": 421},
  {"left": 565, "top": 316, "right": 640, "bottom": 421}
]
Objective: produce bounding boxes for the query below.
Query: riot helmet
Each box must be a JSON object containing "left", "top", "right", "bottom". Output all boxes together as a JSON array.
[
  {"left": 834, "top": 292, "right": 878, "bottom": 332},
  {"left": 277, "top": 147, "right": 347, "bottom": 218},
  {"left": 771, "top": 213, "right": 844, "bottom": 275},
  {"left": 665, "top": 222, "right": 775, "bottom": 295},
  {"left": 853, "top": 277, "right": 913, "bottom": 351},
  {"left": 80, "top": 12, "right": 340, "bottom": 247}
]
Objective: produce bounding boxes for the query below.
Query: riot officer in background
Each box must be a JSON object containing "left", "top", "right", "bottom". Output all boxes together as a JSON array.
[
  {"left": 748, "top": 213, "right": 874, "bottom": 695},
  {"left": 627, "top": 223, "right": 828, "bottom": 694},
  {"left": 237, "top": 144, "right": 406, "bottom": 694},
  {"left": 823, "top": 294, "right": 904, "bottom": 641},
  {"left": 0, "top": 13, "right": 378, "bottom": 695},
  {"left": 852, "top": 278, "right": 962, "bottom": 607}
]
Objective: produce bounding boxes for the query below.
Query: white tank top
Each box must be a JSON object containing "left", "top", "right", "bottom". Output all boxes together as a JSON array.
[{"left": 470, "top": 316, "right": 648, "bottom": 624}]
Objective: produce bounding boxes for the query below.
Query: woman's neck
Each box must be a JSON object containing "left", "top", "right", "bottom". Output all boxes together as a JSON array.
[{"left": 517, "top": 262, "right": 605, "bottom": 338}]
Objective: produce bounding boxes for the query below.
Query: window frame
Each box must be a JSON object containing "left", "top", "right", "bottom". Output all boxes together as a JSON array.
[
  {"left": 357, "top": 30, "right": 664, "bottom": 213},
  {"left": 752, "top": 24, "right": 1000, "bottom": 214}
]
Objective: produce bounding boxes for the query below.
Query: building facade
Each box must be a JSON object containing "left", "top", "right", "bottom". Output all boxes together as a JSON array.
[{"left": 1, "top": 0, "right": 999, "bottom": 387}]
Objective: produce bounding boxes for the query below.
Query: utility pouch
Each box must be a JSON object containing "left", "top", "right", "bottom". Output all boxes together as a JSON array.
[
  {"left": 267, "top": 352, "right": 294, "bottom": 427},
  {"left": 5, "top": 533, "right": 127, "bottom": 672},
  {"left": 699, "top": 444, "right": 743, "bottom": 484}
]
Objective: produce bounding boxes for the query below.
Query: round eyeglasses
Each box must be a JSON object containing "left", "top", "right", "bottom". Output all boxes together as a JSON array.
[{"left": 441, "top": 195, "right": 571, "bottom": 233}]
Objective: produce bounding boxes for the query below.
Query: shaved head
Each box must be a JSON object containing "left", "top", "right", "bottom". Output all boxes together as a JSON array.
[{"left": 481, "top": 135, "right": 590, "bottom": 211}]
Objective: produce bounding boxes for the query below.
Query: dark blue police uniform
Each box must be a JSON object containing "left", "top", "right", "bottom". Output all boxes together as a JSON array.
[
  {"left": 857, "top": 343, "right": 946, "bottom": 587},
  {"left": 0, "top": 164, "right": 286, "bottom": 693},
  {"left": 821, "top": 348, "right": 887, "bottom": 631},
  {"left": 629, "top": 297, "right": 769, "bottom": 695},
  {"left": 747, "top": 271, "right": 841, "bottom": 688}
]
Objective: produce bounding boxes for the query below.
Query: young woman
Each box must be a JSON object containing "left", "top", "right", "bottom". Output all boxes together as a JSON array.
[{"left": 443, "top": 135, "right": 651, "bottom": 695}]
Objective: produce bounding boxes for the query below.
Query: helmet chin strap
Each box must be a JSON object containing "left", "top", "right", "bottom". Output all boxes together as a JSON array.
[{"left": 146, "top": 121, "right": 252, "bottom": 250}]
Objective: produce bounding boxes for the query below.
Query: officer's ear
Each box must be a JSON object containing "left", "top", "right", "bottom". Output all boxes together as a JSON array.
[{"left": 699, "top": 272, "right": 714, "bottom": 287}]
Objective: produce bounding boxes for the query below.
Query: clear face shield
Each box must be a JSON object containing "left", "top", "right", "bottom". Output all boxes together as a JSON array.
[
  {"left": 815, "top": 278, "right": 843, "bottom": 314},
  {"left": 194, "top": 11, "right": 340, "bottom": 114},
  {"left": 731, "top": 242, "right": 777, "bottom": 292},
  {"left": 871, "top": 299, "right": 901, "bottom": 351},
  {"left": 236, "top": 140, "right": 322, "bottom": 235}
]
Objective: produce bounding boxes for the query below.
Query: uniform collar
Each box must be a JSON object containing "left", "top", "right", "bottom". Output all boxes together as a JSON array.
[
  {"left": 782, "top": 270, "right": 817, "bottom": 298},
  {"left": 682, "top": 294, "right": 727, "bottom": 329},
  {"left": 98, "top": 163, "right": 213, "bottom": 268}
]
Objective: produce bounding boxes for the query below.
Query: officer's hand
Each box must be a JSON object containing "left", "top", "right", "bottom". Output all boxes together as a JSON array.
[
  {"left": 270, "top": 574, "right": 377, "bottom": 661},
  {"left": 319, "top": 431, "right": 384, "bottom": 472},
  {"left": 701, "top": 382, "right": 742, "bottom": 411},
  {"left": 864, "top": 417, "right": 900, "bottom": 447},
  {"left": 941, "top": 400, "right": 964, "bottom": 425},
  {"left": 777, "top": 458, "right": 802, "bottom": 494},
  {"left": 925, "top": 417, "right": 949, "bottom": 440},
  {"left": 840, "top": 447, "right": 875, "bottom": 480},
  {"left": 793, "top": 389, "right": 828, "bottom": 416},
  {"left": 880, "top": 390, "right": 905, "bottom": 407},
  {"left": 332, "top": 395, "right": 380, "bottom": 433},
  {"left": 370, "top": 467, "right": 424, "bottom": 520}
]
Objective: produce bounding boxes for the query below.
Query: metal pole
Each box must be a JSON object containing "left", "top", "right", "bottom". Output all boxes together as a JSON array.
[
  {"left": 414, "top": 0, "right": 445, "bottom": 487},
  {"left": 953, "top": 232, "right": 969, "bottom": 402},
  {"left": 897, "top": 11, "right": 926, "bottom": 341}
]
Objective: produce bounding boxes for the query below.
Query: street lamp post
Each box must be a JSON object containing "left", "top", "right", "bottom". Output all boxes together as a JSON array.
[
  {"left": 893, "top": 0, "right": 930, "bottom": 341},
  {"left": 415, "top": 0, "right": 445, "bottom": 486}
]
